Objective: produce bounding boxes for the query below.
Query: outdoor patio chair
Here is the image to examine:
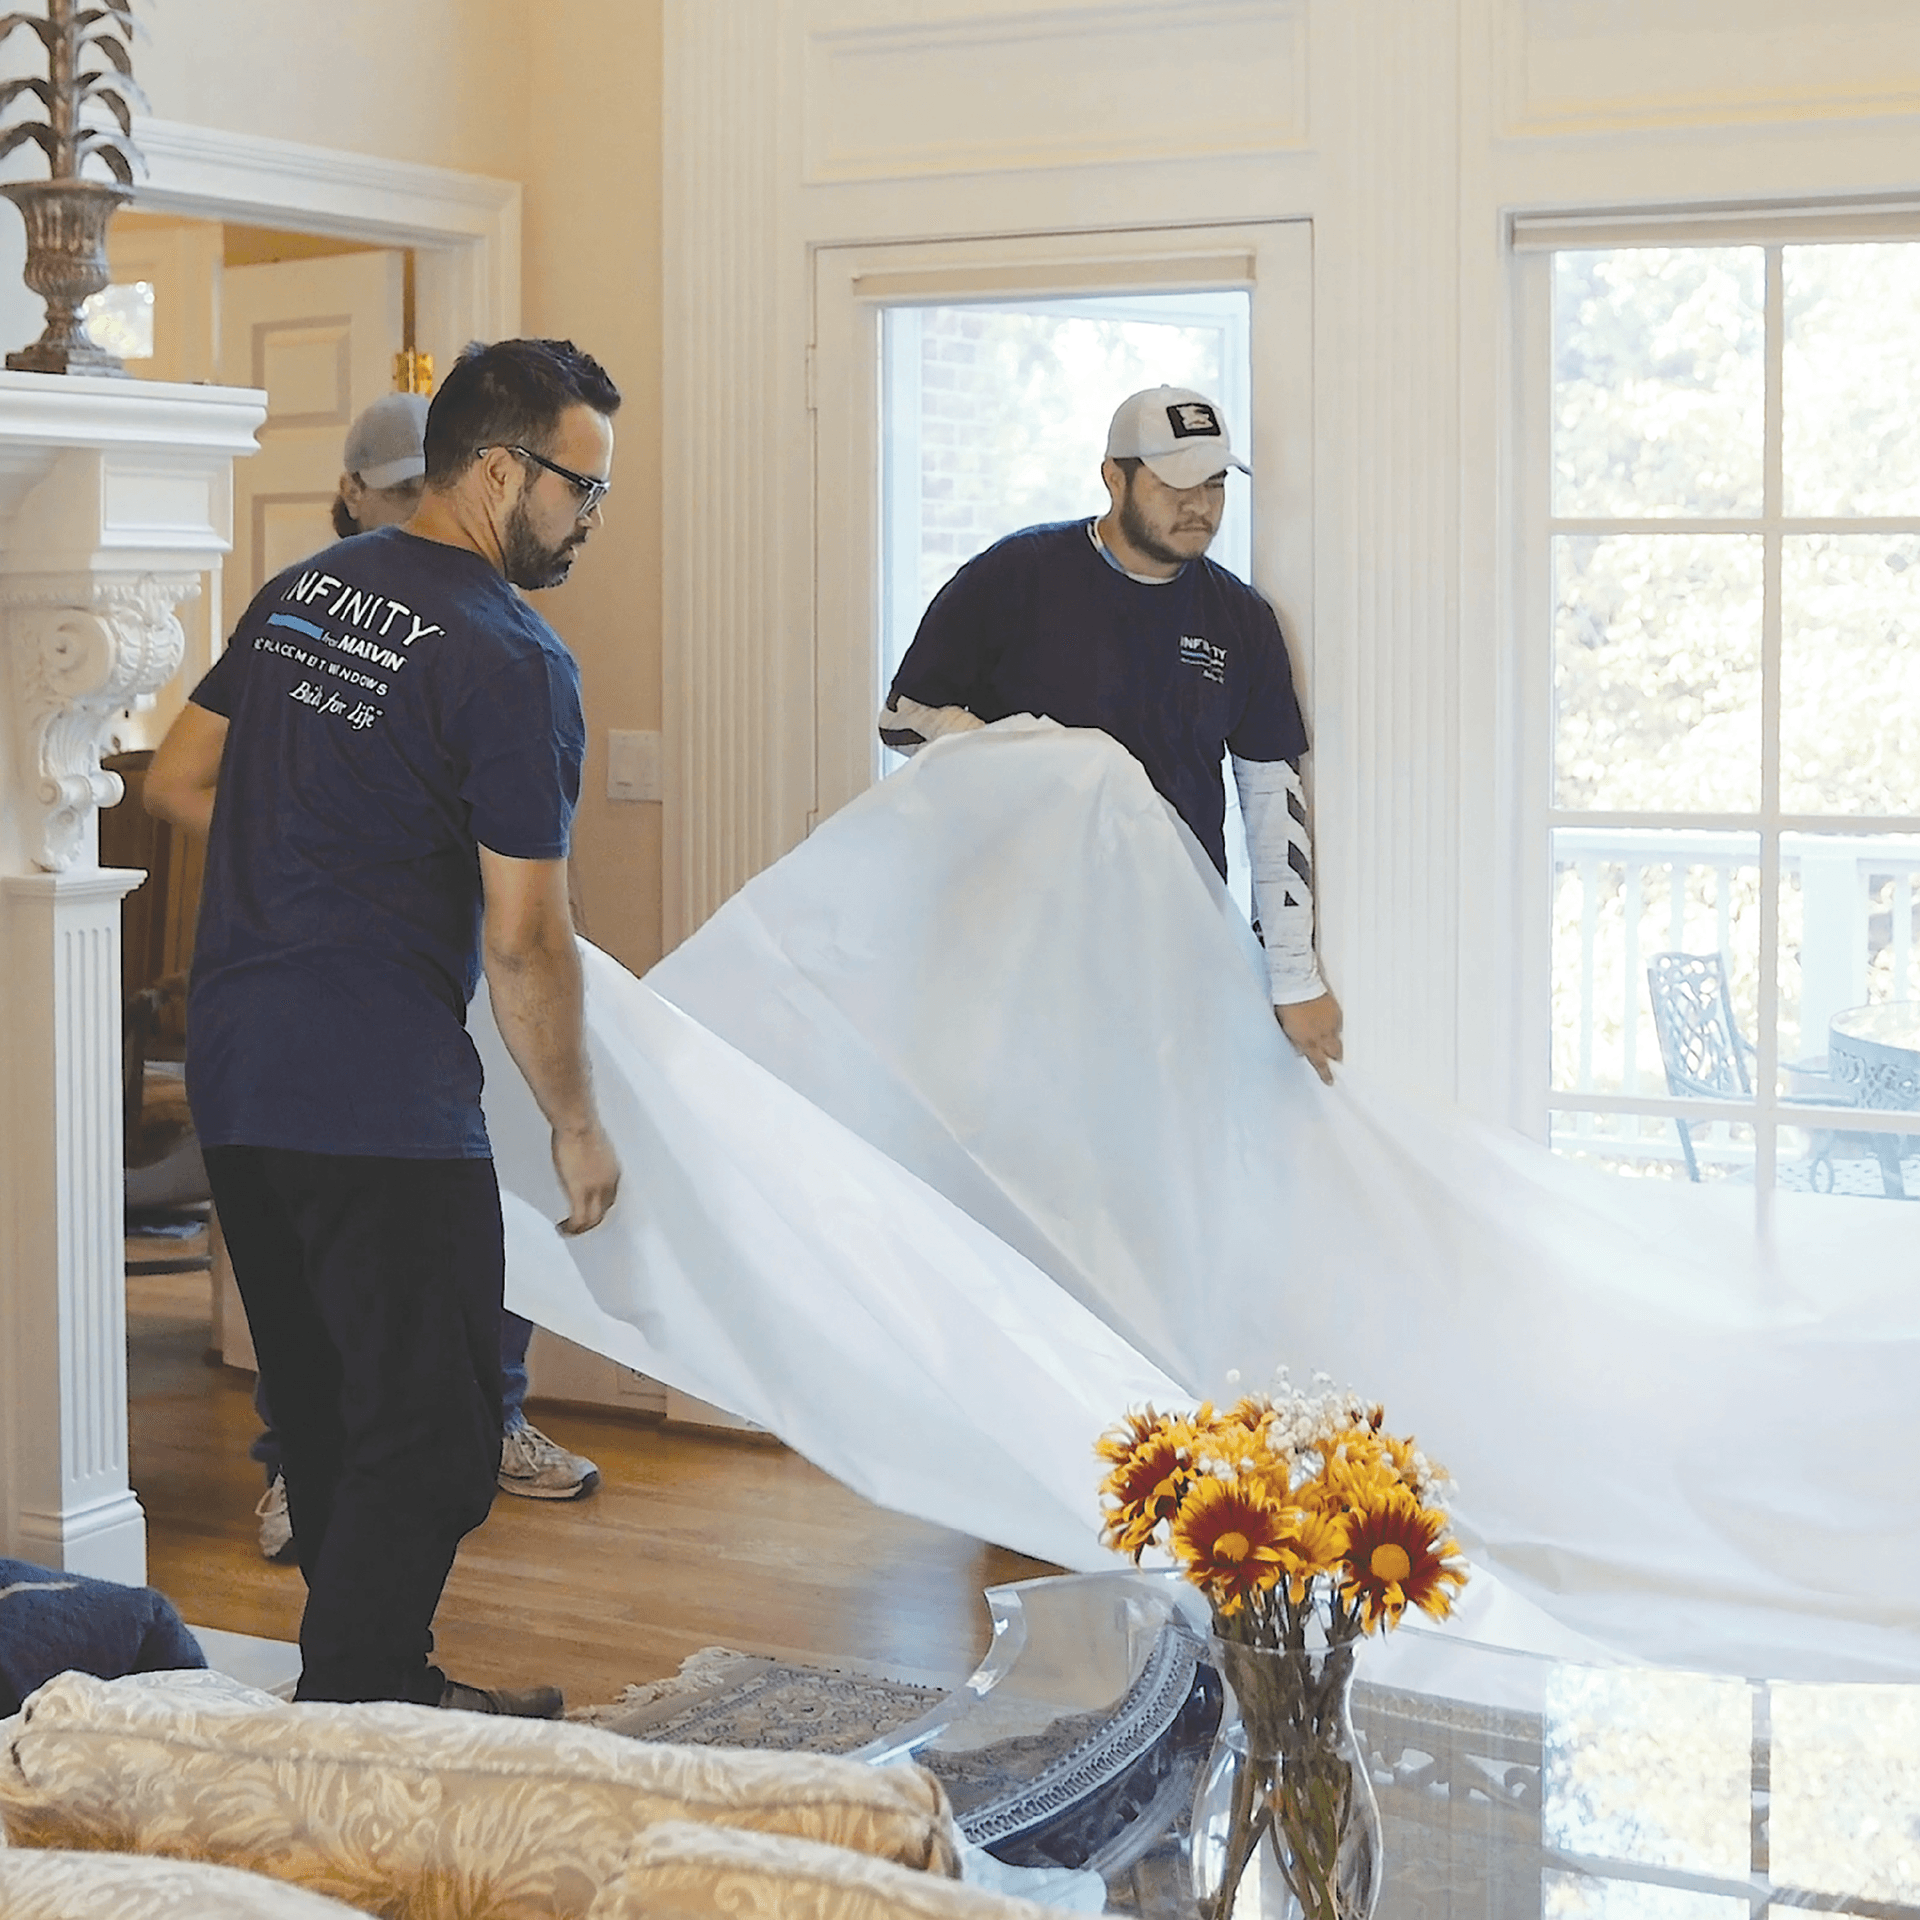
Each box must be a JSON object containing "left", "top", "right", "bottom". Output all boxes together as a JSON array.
[{"left": 1646, "top": 951, "right": 1895, "bottom": 1193}]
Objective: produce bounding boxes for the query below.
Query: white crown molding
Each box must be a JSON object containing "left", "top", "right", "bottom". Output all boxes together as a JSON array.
[
  {"left": 124, "top": 118, "right": 522, "bottom": 347},
  {"left": 130, "top": 117, "right": 521, "bottom": 243}
]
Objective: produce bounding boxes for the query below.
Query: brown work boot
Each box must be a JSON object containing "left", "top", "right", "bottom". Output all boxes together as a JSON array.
[{"left": 437, "top": 1678, "right": 564, "bottom": 1718}]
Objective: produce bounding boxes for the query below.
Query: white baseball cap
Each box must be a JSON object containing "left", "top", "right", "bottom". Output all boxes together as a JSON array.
[
  {"left": 343, "top": 392, "right": 430, "bottom": 490},
  {"left": 1105, "top": 386, "right": 1249, "bottom": 490}
]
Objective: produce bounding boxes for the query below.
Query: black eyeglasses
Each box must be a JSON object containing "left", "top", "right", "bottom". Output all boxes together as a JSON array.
[{"left": 477, "top": 444, "right": 610, "bottom": 519}]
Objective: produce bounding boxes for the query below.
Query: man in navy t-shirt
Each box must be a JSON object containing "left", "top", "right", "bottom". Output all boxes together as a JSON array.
[
  {"left": 880, "top": 385, "right": 1343, "bottom": 1082},
  {"left": 146, "top": 339, "right": 622, "bottom": 1713}
]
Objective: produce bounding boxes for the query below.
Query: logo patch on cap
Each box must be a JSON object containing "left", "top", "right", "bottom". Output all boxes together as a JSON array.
[{"left": 1166, "top": 402, "right": 1223, "bottom": 440}]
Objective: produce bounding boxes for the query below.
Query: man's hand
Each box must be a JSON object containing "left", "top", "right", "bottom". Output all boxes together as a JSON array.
[
  {"left": 552, "top": 1120, "right": 620, "bottom": 1235},
  {"left": 1276, "top": 990, "right": 1343, "bottom": 1085}
]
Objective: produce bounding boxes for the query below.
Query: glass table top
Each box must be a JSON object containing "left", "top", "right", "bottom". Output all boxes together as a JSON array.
[
  {"left": 858, "top": 1569, "right": 1920, "bottom": 1919},
  {"left": 1831, "top": 1000, "right": 1920, "bottom": 1053}
]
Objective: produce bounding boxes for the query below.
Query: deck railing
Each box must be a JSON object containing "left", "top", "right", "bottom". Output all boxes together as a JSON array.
[{"left": 1550, "top": 826, "right": 1920, "bottom": 1170}]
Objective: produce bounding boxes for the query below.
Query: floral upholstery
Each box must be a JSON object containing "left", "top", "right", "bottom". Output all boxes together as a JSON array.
[
  {"left": 0, "top": 1847, "right": 371, "bottom": 1918},
  {"left": 587, "top": 1820, "right": 1069, "bottom": 1919},
  {"left": 0, "top": 1670, "right": 959, "bottom": 1920}
]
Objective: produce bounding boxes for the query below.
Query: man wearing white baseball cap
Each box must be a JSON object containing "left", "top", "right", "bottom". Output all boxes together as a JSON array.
[{"left": 881, "top": 384, "right": 1342, "bottom": 1082}]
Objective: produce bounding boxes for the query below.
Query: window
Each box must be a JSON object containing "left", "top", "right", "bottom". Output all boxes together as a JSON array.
[
  {"left": 879, "top": 293, "right": 1251, "bottom": 688},
  {"left": 1538, "top": 238, "right": 1920, "bottom": 1204},
  {"left": 879, "top": 290, "right": 1253, "bottom": 905},
  {"left": 810, "top": 223, "right": 1310, "bottom": 839},
  {"left": 80, "top": 280, "right": 154, "bottom": 361}
]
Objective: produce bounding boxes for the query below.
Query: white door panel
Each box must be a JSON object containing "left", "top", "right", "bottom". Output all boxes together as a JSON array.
[{"left": 219, "top": 251, "right": 406, "bottom": 635}]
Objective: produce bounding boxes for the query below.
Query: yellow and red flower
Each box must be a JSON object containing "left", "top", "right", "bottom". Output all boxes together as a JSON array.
[
  {"left": 1169, "top": 1477, "right": 1296, "bottom": 1615},
  {"left": 1097, "top": 1412, "right": 1199, "bottom": 1559},
  {"left": 1339, "top": 1489, "right": 1467, "bottom": 1630},
  {"left": 1098, "top": 1389, "right": 1468, "bottom": 1635}
]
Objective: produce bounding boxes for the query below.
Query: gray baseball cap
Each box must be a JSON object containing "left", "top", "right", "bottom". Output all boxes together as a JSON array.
[
  {"left": 1106, "top": 386, "right": 1249, "bottom": 490},
  {"left": 343, "top": 392, "right": 430, "bottom": 489}
]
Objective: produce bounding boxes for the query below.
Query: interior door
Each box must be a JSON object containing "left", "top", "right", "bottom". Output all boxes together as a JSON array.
[{"left": 218, "top": 251, "right": 407, "bottom": 636}]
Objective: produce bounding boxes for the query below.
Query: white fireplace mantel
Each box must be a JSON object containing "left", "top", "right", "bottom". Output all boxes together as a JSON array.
[{"left": 0, "top": 370, "right": 264, "bottom": 1584}]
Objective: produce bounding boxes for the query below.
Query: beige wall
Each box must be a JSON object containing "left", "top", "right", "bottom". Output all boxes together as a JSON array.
[
  {"left": 138, "top": 0, "right": 533, "bottom": 182},
  {"left": 519, "top": 7, "right": 666, "bottom": 977},
  {"left": 127, "top": 0, "right": 666, "bottom": 979}
]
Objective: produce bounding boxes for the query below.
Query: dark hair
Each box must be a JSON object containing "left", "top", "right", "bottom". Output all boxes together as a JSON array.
[
  {"left": 1112, "top": 456, "right": 1144, "bottom": 481},
  {"left": 330, "top": 491, "right": 358, "bottom": 539},
  {"left": 424, "top": 338, "right": 622, "bottom": 487}
]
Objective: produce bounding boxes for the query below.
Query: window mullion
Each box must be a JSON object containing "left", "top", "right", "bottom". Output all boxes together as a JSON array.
[{"left": 1754, "top": 246, "right": 1787, "bottom": 1229}]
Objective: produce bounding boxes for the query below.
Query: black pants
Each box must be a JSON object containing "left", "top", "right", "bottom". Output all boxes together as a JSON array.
[{"left": 204, "top": 1146, "right": 505, "bottom": 1704}]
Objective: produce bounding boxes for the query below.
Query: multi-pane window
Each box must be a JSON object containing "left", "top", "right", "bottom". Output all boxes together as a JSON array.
[{"left": 1546, "top": 242, "right": 1920, "bottom": 1205}]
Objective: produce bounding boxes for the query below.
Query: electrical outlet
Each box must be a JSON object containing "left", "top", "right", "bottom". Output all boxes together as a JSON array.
[{"left": 606, "top": 729, "right": 662, "bottom": 802}]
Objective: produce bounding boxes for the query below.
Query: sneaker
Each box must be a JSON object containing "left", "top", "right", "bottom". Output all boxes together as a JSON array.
[
  {"left": 498, "top": 1421, "right": 600, "bottom": 1500},
  {"left": 437, "top": 1678, "right": 564, "bottom": 1718},
  {"left": 255, "top": 1474, "right": 297, "bottom": 1563}
]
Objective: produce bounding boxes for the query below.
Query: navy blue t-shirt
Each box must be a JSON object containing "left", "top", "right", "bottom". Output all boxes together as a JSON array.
[
  {"left": 885, "top": 521, "right": 1307, "bottom": 875},
  {"left": 186, "top": 527, "right": 585, "bottom": 1159}
]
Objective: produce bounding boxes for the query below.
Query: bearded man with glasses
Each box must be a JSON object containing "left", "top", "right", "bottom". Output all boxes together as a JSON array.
[{"left": 146, "top": 338, "right": 620, "bottom": 1715}]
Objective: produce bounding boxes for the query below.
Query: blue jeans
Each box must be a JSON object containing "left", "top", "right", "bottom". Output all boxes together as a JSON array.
[{"left": 252, "top": 1311, "right": 534, "bottom": 1481}]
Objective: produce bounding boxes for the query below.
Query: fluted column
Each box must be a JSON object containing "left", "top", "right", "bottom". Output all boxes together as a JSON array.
[
  {"left": 3, "top": 867, "right": 145, "bottom": 1576},
  {"left": 662, "top": 0, "right": 805, "bottom": 948},
  {"left": 0, "top": 379, "right": 264, "bottom": 1582},
  {"left": 1315, "top": 0, "right": 1464, "bottom": 1097}
]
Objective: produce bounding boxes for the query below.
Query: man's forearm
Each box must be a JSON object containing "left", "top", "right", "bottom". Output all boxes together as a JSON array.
[
  {"left": 482, "top": 932, "right": 599, "bottom": 1136},
  {"left": 144, "top": 702, "right": 230, "bottom": 840},
  {"left": 879, "top": 692, "right": 985, "bottom": 755},
  {"left": 1232, "top": 753, "right": 1325, "bottom": 1004},
  {"left": 144, "top": 781, "right": 216, "bottom": 839}
]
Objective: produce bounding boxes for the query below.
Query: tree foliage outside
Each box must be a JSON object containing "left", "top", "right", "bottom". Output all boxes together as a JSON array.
[
  {"left": 894, "top": 299, "right": 1246, "bottom": 619},
  {"left": 1551, "top": 245, "right": 1920, "bottom": 1165}
]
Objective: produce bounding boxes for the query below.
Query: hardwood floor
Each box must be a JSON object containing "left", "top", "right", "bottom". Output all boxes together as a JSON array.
[{"left": 128, "top": 1266, "right": 1059, "bottom": 1706}]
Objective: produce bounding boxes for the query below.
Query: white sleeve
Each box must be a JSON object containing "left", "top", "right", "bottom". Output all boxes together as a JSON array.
[
  {"left": 1232, "top": 753, "right": 1326, "bottom": 1006},
  {"left": 878, "top": 693, "right": 987, "bottom": 756}
]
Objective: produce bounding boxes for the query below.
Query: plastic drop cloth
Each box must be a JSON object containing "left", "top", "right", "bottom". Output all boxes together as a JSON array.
[{"left": 478, "top": 720, "right": 1920, "bottom": 1682}]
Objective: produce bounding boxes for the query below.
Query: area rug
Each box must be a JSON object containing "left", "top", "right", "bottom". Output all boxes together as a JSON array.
[
  {"left": 574, "top": 1647, "right": 945, "bottom": 1756},
  {"left": 575, "top": 1645, "right": 1125, "bottom": 1822}
]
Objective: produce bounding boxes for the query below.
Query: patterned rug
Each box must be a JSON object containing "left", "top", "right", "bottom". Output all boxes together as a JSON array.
[
  {"left": 574, "top": 1647, "right": 946, "bottom": 1756},
  {"left": 577, "top": 1644, "right": 1132, "bottom": 1831}
]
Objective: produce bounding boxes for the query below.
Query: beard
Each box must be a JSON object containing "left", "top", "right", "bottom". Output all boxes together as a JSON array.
[
  {"left": 1116, "top": 481, "right": 1214, "bottom": 569},
  {"left": 501, "top": 497, "right": 586, "bottom": 590}
]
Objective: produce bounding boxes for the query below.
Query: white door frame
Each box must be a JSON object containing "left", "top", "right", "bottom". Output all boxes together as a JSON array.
[
  {"left": 811, "top": 220, "right": 1315, "bottom": 829},
  {"left": 129, "top": 117, "right": 521, "bottom": 363}
]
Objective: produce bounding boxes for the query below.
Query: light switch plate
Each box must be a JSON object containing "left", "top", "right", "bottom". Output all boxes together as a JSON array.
[{"left": 606, "top": 728, "right": 661, "bottom": 802}]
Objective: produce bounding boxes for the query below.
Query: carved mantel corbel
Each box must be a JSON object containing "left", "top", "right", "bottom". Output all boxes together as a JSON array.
[{"left": 8, "top": 571, "right": 202, "bottom": 871}]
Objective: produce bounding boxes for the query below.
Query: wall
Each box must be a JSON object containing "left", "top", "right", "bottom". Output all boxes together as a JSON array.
[
  {"left": 136, "top": 1, "right": 534, "bottom": 183},
  {"left": 2, "top": 0, "right": 668, "bottom": 983},
  {"left": 662, "top": 0, "right": 1920, "bottom": 1123},
  {"left": 138, "top": 0, "right": 666, "bottom": 979},
  {"left": 517, "top": 8, "right": 666, "bottom": 976}
]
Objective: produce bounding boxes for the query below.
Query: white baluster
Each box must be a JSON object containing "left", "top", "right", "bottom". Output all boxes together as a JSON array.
[{"left": 1623, "top": 863, "right": 1643, "bottom": 1097}]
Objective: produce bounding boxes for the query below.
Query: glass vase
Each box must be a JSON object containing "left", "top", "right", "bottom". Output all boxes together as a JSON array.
[{"left": 1189, "top": 1635, "right": 1382, "bottom": 1920}]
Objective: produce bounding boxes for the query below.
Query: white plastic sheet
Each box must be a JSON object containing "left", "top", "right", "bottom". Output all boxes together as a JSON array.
[{"left": 479, "top": 721, "right": 1920, "bottom": 1681}]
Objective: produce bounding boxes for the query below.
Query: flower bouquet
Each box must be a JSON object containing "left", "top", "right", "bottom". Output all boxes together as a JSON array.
[{"left": 1097, "top": 1375, "right": 1467, "bottom": 1920}]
